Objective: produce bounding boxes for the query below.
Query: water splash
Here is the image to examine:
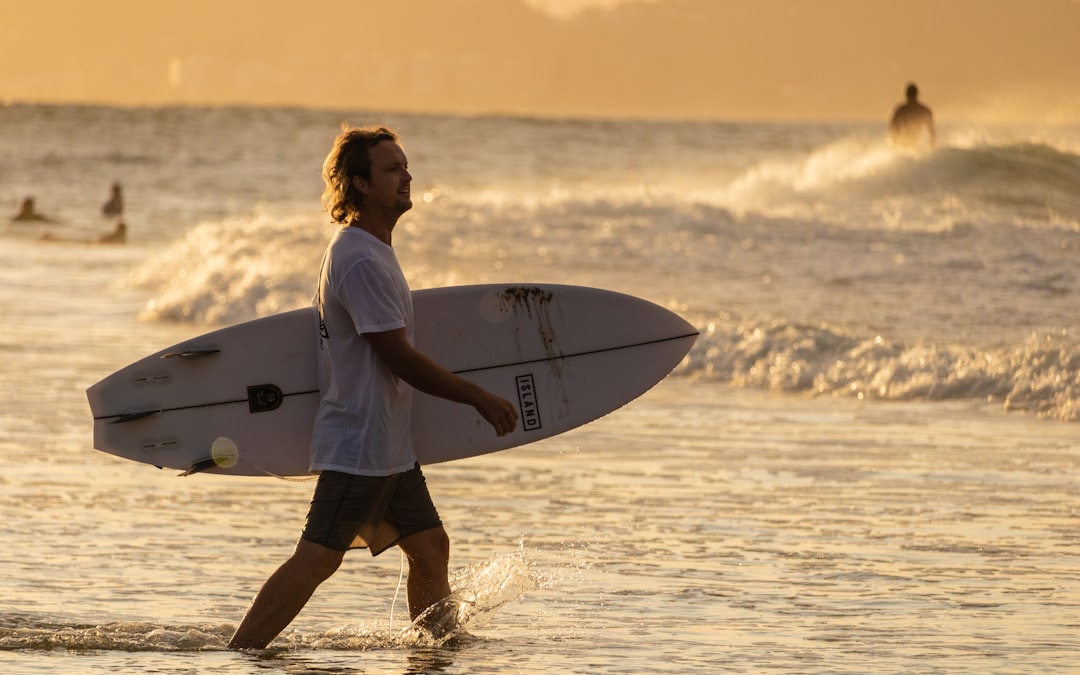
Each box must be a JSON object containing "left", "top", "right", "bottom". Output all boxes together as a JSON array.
[
  {"left": 0, "top": 548, "right": 552, "bottom": 654},
  {"left": 124, "top": 210, "right": 322, "bottom": 325},
  {"left": 392, "top": 547, "right": 551, "bottom": 648},
  {"left": 719, "top": 134, "right": 1080, "bottom": 232},
  {"left": 682, "top": 317, "right": 1080, "bottom": 421}
]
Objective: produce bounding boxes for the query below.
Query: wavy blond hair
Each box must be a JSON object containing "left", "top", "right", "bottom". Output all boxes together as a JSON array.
[{"left": 320, "top": 123, "right": 399, "bottom": 224}]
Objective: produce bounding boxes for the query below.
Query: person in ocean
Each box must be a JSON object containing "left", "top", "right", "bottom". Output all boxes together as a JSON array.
[
  {"left": 227, "top": 124, "right": 519, "bottom": 650},
  {"left": 888, "top": 82, "right": 936, "bottom": 153},
  {"left": 11, "top": 196, "right": 53, "bottom": 223},
  {"left": 102, "top": 182, "right": 124, "bottom": 217}
]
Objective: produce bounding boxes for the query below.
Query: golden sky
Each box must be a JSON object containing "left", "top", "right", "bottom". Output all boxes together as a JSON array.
[{"left": 3, "top": 0, "right": 1079, "bottom": 122}]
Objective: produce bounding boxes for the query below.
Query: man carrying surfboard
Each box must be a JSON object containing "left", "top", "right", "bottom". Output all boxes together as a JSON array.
[{"left": 228, "top": 124, "right": 518, "bottom": 650}]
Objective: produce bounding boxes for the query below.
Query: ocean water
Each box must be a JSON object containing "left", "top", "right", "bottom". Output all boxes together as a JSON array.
[{"left": 0, "top": 103, "right": 1078, "bottom": 673}]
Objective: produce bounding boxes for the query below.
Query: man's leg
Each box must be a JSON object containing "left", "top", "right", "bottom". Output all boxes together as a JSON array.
[
  {"left": 228, "top": 539, "right": 345, "bottom": 649},
  {"left": 397, "top": 525, "right": 451, "bottom": 619}
]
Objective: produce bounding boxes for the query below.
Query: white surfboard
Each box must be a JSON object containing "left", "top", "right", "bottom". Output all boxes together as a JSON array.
[{"left": 87, "top": 284, "right": 698, "bottom": 477}]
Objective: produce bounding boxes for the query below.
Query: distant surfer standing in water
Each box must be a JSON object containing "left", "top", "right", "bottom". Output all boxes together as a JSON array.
[
  {"left": 228, "top": 124, "right": 518, "bottom": 650},
  {"left": 888, "top": 82, "right": 936, "bottom": 153}
]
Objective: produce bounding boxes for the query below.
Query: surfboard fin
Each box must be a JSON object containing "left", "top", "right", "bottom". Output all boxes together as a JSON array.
[
  {"left": 179, "top": 458, "right": 218, "bottom": 477},
  {"left": 111, "top": 409, "right": 163, "bottom": 423},
  {"left": 161, "top": 347, "right": 221, "bottom": 359}
]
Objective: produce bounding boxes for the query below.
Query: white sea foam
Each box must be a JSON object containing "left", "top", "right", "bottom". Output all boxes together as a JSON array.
[{"left": 91, "top": 108, "right": 1080, "bottom": 422}]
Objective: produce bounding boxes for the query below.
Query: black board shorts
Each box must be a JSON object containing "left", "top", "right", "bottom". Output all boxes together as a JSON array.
[{"left": 301, "top": 464, "right": 442, "bottom": 556}]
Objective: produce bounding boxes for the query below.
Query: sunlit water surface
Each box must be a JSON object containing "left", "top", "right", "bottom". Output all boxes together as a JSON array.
[{"left": 1, "top": 105, "right": 1078, "bottom": 673}]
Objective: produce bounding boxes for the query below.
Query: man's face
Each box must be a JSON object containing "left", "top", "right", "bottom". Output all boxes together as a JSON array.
[{"left": 360, "top": 140, "right": 412, "bottom": 217}]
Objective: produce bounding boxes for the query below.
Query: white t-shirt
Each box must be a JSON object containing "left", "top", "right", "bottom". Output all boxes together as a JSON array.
[{"left": 310, "top": 227, "right": 416, "bottom": 476}]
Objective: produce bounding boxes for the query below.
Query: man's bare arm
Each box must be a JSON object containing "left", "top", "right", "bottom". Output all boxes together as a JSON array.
[{"left": 365, "top": 328, "right": 518, "bottom": 436}]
